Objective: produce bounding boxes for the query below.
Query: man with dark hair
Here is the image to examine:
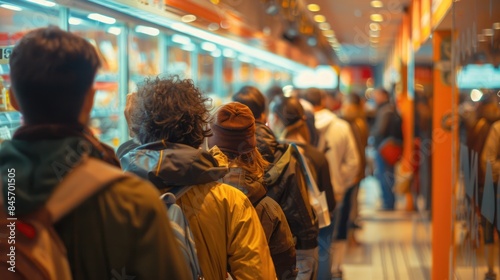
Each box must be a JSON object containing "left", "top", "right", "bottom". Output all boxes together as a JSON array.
[
  {"left": 233, "top": 86, "right": 319, "bottom": 280},
  {"left": 0, "top": 27, "right": 190, "bottom": 279},
  {"left": 121, "top": 76, "right": 276, "bottom": 280},
  {"left": 233, "top": 86, "right": 277, "bottom": 162}
]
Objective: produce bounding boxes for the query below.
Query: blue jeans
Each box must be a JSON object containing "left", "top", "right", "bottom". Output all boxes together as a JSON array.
[
  {"left": 317, "top": 222, "right": 334, "bottom": 280},
  {"left": 296, "top": 247, "right": 319, "bottom": 280},
  {"left": 375, "top": 151, "right": 395, "bottom": 209}
]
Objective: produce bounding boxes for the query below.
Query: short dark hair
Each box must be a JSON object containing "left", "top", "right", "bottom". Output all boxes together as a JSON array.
[
  {"left": 232, "top": 86, "right": 266, "bottom": 119},
  {"left": 270, "top": 96, "right": 306, "bottom": 127},
  {"left": 346, "top": 93, "right": 362, "bottom": 106},
  {"left": 303, "top": 87, "right": 325, "bottom": 107},
  {"left": 265, "top": 86, "right": 284, "bottom": 105},
  {"left": 9, "top": 26, "right": 101, "bottom": 124},
  {"left": 129, "top": 76, "right": 212, "bottom": 148}
]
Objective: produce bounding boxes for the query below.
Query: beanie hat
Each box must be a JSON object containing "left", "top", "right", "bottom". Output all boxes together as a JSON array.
[{"left": 208, "top": 102, "right": 256, "bottom": 155}]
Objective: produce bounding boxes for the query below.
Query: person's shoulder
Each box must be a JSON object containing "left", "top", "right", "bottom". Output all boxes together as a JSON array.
[{"left": 101, "top": 174, "right": 163, "bottom": 209}]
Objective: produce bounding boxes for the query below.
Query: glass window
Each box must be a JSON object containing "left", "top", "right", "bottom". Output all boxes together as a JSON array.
[
  {"left": 129, "top": 29, "right": 159, "bottom": 92},
  {"left": 197, "top": 50, "right": 215, "bottom": 95},
  {"left": 253, "top": 63, "right": 273, "bottom": 91},
  {"left": 167, "top": 36, "right": 193, "bottom": 79},
  {"left": 69, "top": 9, "right": 121, "bottom": 148},
  {"left": 0, "top": 1, "right": 60, "bottom": 142},
  {"left": 222, "top": 57, "right": 234, "bottom": 97}
]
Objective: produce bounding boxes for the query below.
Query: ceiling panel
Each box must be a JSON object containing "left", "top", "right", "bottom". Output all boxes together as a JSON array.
[{"left": 304, "top": 0, "right": 411, "bottom": 65}]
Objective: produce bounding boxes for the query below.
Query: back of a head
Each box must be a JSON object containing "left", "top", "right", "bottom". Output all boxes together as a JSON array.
[
  {"left": 270, "top": 96, "right": 306, "bottom": 127},
  {"left": 303, "top": 87, "right": 324, "bottom": 107},
  {"left": 130, "top": 76, "right": 211, "bottom": 147},
  {"left": 208, "top": 102, "right": 256, "bottom": 156},
  {"left": 9, "top": 26, "right": 101, "bottom": 124},
  {"left": 232, "top": 86, "right": 266, "bottom": 120},
  {"left": 265, "top": 86, "right": 284, "bottom": 105},
  {"left": 346, "top": 93, "right": 362, "bottom": 106}
]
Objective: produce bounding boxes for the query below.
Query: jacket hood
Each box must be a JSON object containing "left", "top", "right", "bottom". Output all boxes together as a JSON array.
[
  {"left": 210, "top": 146, "right": 267, "bottom": 205},
  {"left": 120, "top": 141, "right": 228, "bottom": 188},
  {"left": 264, "top": 144, "right": 292, "bottom": 186},
  {"left": 314, "top": 108, "right": 337, "bottom": 133},
  {"left": 1, "top": 137, "right": 94, "bottom": 215}
]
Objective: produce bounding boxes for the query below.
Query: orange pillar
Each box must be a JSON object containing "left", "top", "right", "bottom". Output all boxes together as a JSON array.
[{"left": 431, "top": 30, "right": 454, "bottom": 280}]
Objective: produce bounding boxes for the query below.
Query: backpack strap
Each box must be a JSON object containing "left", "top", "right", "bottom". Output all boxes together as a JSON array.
[{"left": 47, "top": 157, "right": 129, "bottom": 223}]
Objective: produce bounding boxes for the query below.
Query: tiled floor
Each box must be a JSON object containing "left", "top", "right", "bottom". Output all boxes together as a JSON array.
[{"left": 341, "top": 177, "right": 432, "bottom": 280}]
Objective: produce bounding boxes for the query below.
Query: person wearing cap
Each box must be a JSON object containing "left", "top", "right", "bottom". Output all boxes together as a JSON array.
[
  {"left": 120, "top": 76, "right": 276, "bottom": 280},
  {"left": 207, "top": 102, "right": 298, "bottom": 280}
]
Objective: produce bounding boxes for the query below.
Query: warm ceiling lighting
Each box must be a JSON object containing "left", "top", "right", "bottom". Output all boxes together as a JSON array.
[
  {"left": 370, "top": 37, "right": 379, "bottom": 43},
  {"left": 210, "top": 0, "right": 220, "bottom": 4},
  {"left": 135, "top": 25, "right": 160, "bottom": 36},
  {"left": 369, "top": 30, "right": 380, "bottom": 37},
  {"left": 322, "top": 30, "right": 335, "bottom": 37},
  {"left": 319, "top": 22, "right": 330, "bottom": 30},
  {"left": 483, "top": 29, "right": 494, "bottom": 36},
  {"left": 307, "top": 4, "right": 321, "bottom": 12},
  {"left": 371, "top": 0, "right": 383, "bottom": 8},
  {"left": 370, "top": 23, "right": 380, "bottom": 31},
  {"left": 182, "top": 15, "right": 197, "bottom": 23},
  {"left": 494, "top": 23, "right": 500, "bottom": 30},
  {"left": 314, "top": 15, "right": 326, "bottom": 23},
  {"left": 370, "top": 14, "right": 384, "bottom": 22}
]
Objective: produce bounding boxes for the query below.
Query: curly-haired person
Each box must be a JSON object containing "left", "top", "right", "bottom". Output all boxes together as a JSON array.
[{"left": 119, "top": 76, "right": 276, "bottom": 280}]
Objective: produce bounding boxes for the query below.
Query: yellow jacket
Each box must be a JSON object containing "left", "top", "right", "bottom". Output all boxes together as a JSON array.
[{"left": 179, "top": 182, "right": 277, "bottom": 280}]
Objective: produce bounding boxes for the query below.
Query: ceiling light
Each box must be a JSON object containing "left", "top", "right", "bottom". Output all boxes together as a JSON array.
[
  {"left": 370, "top": 37, "right": 379, "bottom": 43},
  {"left": 69, "top": 17, "right": 82, "bottom": 25},
  {"left": 223, "top": 49, "right": 236, "bottom": 58},
  {"left": 370, "top": 23, "right": 380, "bottom": 31},
  {"left": 181, "top": 44, "right": 195, "bottom": 52},
  {"left": 471, "top": 89, "right": 483, "bottom": 102},
  {"left": 0, "top": 4, "right": 22, "bottom": 11},
  {"left": 26, "top": 0, "right": 56, "bottom": 7},
  {"left": 135, "top": 25, "right": 160, "bottom": 36},
  {"left": 88, "top": 13, "right": 116, "bottom": 24},
  {"left": 172, "top": 34, "right": 191, "bottom": 45},
  {"left": 211, "top": 49, "right": 221, "bottom": 57},
  {"left": 477, "top": 34, "right": 486, "bottom": 42},
  {"left": 181, "top": 14, "right": 197, "bottom": 23},
  {"left": 370, "top": 30, "right": 380, "bottom": 37},
  {"left": 314, "top": 15, "right": 326, "bottom": 23},
  {"left": 319, "top": 22, "right": 330, "bottom": 30},
  {"left": 107, "top": 27, "right": 122, "bottom": 35},
  {"left": 307, "top": 4, "right": 320, "bottom": 12},
  {"left": 208, "top": 23, "right": 219, "bottom": 31},
  {"left": 370, "top": 14, "right": 384, "bottom": 22},
  {"left": 201, "top": 42, "right": 217, "bottom": 52},
  {"left": 494, "top": 23, "right": 500, "bottom": 30},
  {"left": 210, "top": 0, "right": 220, "bottom": 4},
  {"left": 371, "top": 0, "right": 383, "bottom": 8},
  {"left": 483, "top": 29, "right": 494, "bottom": 36},
  {"left": 322, "top": 30, "right": 335, "bottom": 37}
]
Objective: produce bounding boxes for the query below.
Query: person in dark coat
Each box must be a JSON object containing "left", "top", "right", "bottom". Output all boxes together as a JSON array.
[{"left": 268, "top": 96, "right": 336, "bottom": 280}]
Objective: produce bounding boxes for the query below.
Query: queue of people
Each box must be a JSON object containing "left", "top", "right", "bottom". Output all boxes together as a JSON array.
[{"left": 8, "top": 26, "right": 494, "bottom": 280}]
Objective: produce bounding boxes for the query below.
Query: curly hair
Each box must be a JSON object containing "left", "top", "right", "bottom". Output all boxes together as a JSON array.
[{"left": 130, "top": 75, "right": 212, "bottom": 147}]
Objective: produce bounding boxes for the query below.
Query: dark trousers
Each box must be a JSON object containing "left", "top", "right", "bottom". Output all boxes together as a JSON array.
[
  {"left": 335, "top": 185, "right": 356, "bottom": 240},
  {"left": 375, "top": 151, "right": 395, "bottom": 209}
]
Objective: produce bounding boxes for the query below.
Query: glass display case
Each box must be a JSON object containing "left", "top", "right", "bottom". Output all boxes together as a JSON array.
[
  {"left": 69, "top": 8, "right": 122, "bottom": 148},
  {"left": 167, "top": 34, "right": 193, "bottom": 79},
  {"left": 129, "top": 28, "right": 160, "bottom": 92}
]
